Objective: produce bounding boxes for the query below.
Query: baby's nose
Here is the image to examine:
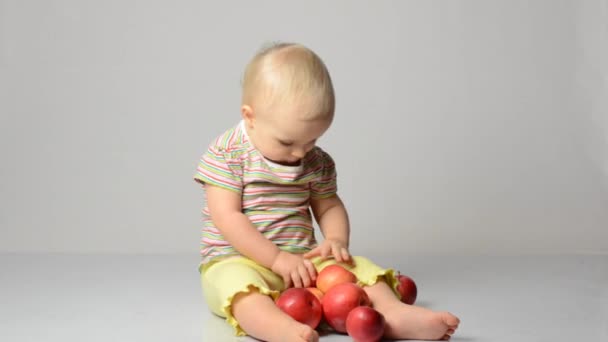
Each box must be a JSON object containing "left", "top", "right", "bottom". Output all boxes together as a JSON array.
[{"left": 292, "top": 149, "right": 306, "bottom": 158}]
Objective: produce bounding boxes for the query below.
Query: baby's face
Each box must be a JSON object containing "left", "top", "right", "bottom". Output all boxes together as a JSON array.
[{"left": 247, "top": 104, "right": 332, "bottom": 166}]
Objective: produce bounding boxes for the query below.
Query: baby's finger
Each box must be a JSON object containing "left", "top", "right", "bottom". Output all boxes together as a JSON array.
[
  {"left": 298, "top": 265, "right": 312, "bottom": 288},
  {"left": 291, "top": 270, "right": 303, "bottom": 288},
  {"left": 283, "top": 275, "right": 293, "bottom": 289},
  {"left": 331, "top": 244, "right": 343, "bottom": 262},
  {"left": 302, "top": 247, "right": 320, "bottom": 259},
  {"left": 341, "top": 248, "right": 351, "bottom": 262},
  {"left": 303, "top": 259, "right": 317, "bottom": 282}
]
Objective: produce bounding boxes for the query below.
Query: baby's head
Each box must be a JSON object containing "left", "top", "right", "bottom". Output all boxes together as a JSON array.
[{"left": 241, "top": 43, "right": 335, "bottom": 166}]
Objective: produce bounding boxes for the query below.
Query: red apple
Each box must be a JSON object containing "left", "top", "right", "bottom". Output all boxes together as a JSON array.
[
  {"left": 346, "top": 306, "right": 386, "bottom": 342},
  {"left": 396, "top": 273, "right": 417, "bottom": 305},
  {"left": 276, "top": 288, "right": 322, "bottom": 329},
  {"left": 316, "top": 264, "right": 357, "bottom": 293},
  {"left": 306, "top": 287, "right": 324, "bottom": 302},
  {"left": 322, "top": 282, "right": 371, "bottom": 333}
]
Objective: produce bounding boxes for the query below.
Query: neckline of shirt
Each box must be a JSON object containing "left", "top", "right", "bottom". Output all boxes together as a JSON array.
[{"left": 239, "top": 120, "right": 304, "bottom": 173}]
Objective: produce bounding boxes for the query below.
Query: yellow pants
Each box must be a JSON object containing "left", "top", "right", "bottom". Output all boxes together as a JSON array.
[{"left": 200, "top": 255, "right": 399, "bottom": 336}]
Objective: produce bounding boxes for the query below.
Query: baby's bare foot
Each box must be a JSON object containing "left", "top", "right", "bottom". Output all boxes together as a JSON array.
[
  {"left": 294, "top": 323, "right": 319, "bottom": 342},
  {"left": 271, "top": 319, "right": 319, "bottom": 342},
  {"left": 231, "top": 290, "right": 319, "bottom": 342},
  {"left": 381, "top": 303, "right": 460, "bottom": 340}
]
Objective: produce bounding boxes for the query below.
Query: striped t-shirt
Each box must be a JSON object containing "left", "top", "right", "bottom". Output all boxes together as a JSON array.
[{"left": 194, "top": 120, "right": 337, "bottom": 265}]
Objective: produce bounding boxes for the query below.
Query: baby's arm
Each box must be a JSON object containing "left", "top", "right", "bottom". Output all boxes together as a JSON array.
[
  {"left": 304, "top": 194, "right": 351, "bottom": 263},
  {"left": 205, "top": 184, "right": 316, "bottom": 287}
]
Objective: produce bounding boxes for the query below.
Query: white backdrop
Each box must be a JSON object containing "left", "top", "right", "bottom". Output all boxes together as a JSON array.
[{"left": 1, "top": 0, "right": 606, "bottom": 255}]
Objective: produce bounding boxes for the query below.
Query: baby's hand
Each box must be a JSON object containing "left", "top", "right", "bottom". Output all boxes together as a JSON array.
[
  {"left": 303, "top": 239, "right": 352, "bottom": 264},
  {"left": 270, "top": 251, "right": 317, "bottom": 288}
]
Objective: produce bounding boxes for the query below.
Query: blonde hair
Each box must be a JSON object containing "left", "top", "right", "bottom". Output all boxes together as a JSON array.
[{"left": 241, "top": 42, "right": 335, "bottom": 121}]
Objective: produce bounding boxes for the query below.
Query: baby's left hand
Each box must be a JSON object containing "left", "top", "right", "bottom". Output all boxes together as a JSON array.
[{"left": 303, "top": 239, "right": 352, "bottom": 264}]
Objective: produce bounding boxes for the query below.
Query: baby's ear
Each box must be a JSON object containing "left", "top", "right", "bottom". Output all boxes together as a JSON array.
[{"left": 241, "top": 104, "right": 255, "bottom": 126}]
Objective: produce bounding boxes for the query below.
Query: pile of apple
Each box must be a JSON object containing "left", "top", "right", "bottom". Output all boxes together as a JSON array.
[{"left": 275, "top": 264, "right": 418, "bottom": 342}]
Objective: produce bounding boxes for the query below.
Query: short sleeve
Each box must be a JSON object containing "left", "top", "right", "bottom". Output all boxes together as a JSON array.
[
  {"left": 194, "top": 145, "right": 243, "bottom": 193},
  {"left": 310, "top": 150, "right": 337, "bottom": 199}
]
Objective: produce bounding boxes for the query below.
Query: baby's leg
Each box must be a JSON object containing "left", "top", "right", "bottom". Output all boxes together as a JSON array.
[
  {"left": 232, "top": 289, "right": 319, "bottom": 342},
  {"left": 365, "top": 279, "right": 460, "bottom": 340},
  {"left": 202, "top": 257, "right": 318, "bottom": 341}
]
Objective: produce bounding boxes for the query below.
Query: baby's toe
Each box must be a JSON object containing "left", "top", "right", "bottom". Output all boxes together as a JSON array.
[
  {"left": 442, "top": 311, "right": 460, "bottom": 327},
  {"left": 300, "top": 326, "right": 319, "bottom": 342}
]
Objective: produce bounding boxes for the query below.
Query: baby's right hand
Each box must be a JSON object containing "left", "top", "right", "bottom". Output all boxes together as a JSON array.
[{"left": 270, "top": 251, "right": 317, "bottom": 288}]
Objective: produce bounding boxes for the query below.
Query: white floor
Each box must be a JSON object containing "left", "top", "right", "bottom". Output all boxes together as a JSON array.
[{"left": 1, "top": 254, "right": 606, "bottom": 342}]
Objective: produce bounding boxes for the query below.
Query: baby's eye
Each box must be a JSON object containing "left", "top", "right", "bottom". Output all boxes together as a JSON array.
[{"left": 278, "top": 140, "right": 293, "bottom": 147}]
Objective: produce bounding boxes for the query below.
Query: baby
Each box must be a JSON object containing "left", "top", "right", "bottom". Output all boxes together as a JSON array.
[{"left": 194, "top": 42, "right": 459, "bottom": 342}]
